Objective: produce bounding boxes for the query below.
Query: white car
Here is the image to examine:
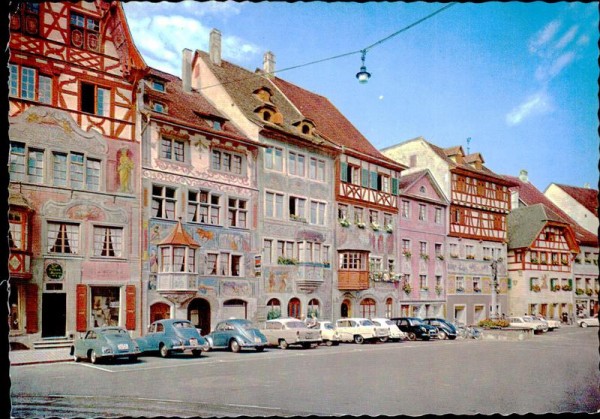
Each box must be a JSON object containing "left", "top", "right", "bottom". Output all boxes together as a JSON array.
[
  {"left": 577, "top": 314, "right": 599, "bottom": 328},
  {"left": 507, "top": 316, "right": 548, "bottom": 333},
  {"left": 335, "top": 317, "right": 389, "bottom": 344},
  {"left": 311, "top": 321, "right": 340, "bottom": 346},
  {"left": 371, "top": 318, "right": 407, "bottom": 342},
  {"left": 261, "top": 318, "right": 322, "bottom": 349},
  {"left": 532, "top": 315, "right": 561, "bottom": 331}
]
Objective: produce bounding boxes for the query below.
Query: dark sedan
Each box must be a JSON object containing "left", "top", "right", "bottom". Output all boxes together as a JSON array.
[
  {"left": 422, "top": 318, "right": 458, "bottom": 340},
  {"left": 389, "top": 317, "right": 438, "bottom": 341}
]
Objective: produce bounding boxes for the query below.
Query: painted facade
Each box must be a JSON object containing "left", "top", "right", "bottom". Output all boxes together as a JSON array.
[{"left": 8, "top": 1, "right": 146, "bottom": 344}]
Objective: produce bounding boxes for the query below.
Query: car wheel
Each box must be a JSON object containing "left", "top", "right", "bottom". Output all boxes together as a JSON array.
[
  {"left": 129, "top": 355, "right": 137, "bottom": 362},
  {"left": 73, "top": 354, "right": 80, "bottom": 362},
  {"left": 438, "top": 331, "right": 447, "bottom": 340},
  {"left": 229, "top": 339, "right": 241, "bottom": 353},
  {"left": 354, "top": 335, "right": 364, "bottom": 344},
  {"left": 90, "top": 350, "right": 99, "bottom": 364},
  {"left": 325, "top": 340, "right": 333, "bottom": 347},
  {"left": 255, "top": 346, "right": 265, "bottom": 352},
  {"left": 191, "top": 350, "right": 202, "bottom": 357},
  {"left": 407, "top": 332, "right": 417, "bottom": 341},
  {"left": 159, "top": 344, "right": 170, "bottom": 358},
  {"left": 581, "top": 322, "right": 588, "bottom": 328},
  {"left": 379, "top": 336, "right": 389, "bottom": 343},
  {"left": 279, "top": 339, "right": 288, "bottom": 349}
]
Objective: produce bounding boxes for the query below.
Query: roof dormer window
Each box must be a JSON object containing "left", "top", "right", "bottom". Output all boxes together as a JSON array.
[
  {"left": 151, "top": 80, "right": 165, "bottom": 92},
  {"left": 254, "top": 87, "right": 274, "bottom": 103},
  {"left": 153, "top": 102, "right": 166, "bottom": 113},
  {"left": 263, "top": 110, "right": 272, "bottom": 122},
  {"left": 293, "top": 119, "right": 315, "bottom": 136}
]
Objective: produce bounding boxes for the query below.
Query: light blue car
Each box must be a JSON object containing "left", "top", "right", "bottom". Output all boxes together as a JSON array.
[
  {"left": 136, "top": 319, "right": 209, "bottom": 358},
  {"left": 205, "top": 319, "right": 268, "bottom": 352},
  {"left": 71, "top": 327, "right": 141, "bottom": 364}
]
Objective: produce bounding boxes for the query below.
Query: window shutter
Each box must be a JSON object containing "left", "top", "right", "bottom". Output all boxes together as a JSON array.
[
  {"left": 507, "top": 278, "right": 512, "bottom": 290},
  {"left": 340, "top": 162, "right": 348, "bottom": 182},
  {"left": 391, "top": 178, "right": 399, "bottom": 195},
  {"left": 568, "top": 278, "right": 573, "bottom": 288},
  {"left": 76, "top": 284, "right": 87, "bottom": 332},
  {"left": 370, "top": 171, "right": 377, "bottom": 189},
  {"left": 126, "top": 285, "right": 136, "bottom": 330},
  {"left": 361, "top": 169, "right": 369, "bottom": 187},
  {"left": 25, "top": 283, "right": 38, "bottom": 333}
]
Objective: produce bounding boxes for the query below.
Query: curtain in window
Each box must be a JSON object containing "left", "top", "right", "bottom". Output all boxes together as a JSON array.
[
  {"left": 174, "top": 247, "right": 185, "bottom": 272},
  {"left": 101, "top": 228, "right": 115, "bottom": 257}
]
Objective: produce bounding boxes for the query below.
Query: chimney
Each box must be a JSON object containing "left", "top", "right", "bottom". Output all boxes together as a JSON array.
[
  {"left": 263, "top": 51, "right": 275, "bottom": 78},
  {"left": 519, "top": 169, "right": 528, "bottom": 183},
  {"left": 584, "top": 182, "right": 590, "bottom": 189},
  {"left": 182, "top": 48, "right": 192, "bottom": 93},
  {"left": 209, "top": 29, "right": 222, "bottom": 66}
]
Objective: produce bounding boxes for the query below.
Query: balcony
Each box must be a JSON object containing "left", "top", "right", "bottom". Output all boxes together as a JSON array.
[
  {"left": 338, "top": 270, "right": 369, "bottom": 291},
  {"left": 156, "top": 272, "right": 197, "bottom": 292},
  {"left": 296, "top": 264, "right": 325, "bottom": 292}
]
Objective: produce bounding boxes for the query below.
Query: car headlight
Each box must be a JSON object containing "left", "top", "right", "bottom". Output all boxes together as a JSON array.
[
  {"left": 420, "top": 327, "right": 426, "bottom": 332},
  {"left": 102, "top": 346, "right": 113, "bottom": 355}
]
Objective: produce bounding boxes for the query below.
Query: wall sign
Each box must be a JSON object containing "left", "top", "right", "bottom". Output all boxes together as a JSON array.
[{"left": 45, "top": 262, "right": 64, "bottom": 281}]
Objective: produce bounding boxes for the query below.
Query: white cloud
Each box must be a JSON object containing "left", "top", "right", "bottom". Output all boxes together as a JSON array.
[
  {"left": 554, "top": 25, "right": 578, "bottom": 50},
  {"left": 528, "top": 20, "right": 561, "bottom": 54},
  {"left": 577, "top": 34, "right": 590, "bottom": 46},
  {"left": 506, "top": 91, "right": 552, "bottom": 126}
]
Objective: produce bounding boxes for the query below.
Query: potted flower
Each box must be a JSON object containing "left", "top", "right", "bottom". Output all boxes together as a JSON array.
[
  {"left": 474, "top": 286, "right": 481, "bottom": 293},
  {"left": 322, "top": 260, "right": 330, "bottom": 268},
  {"left": 385, "top": 224, "right": 393, "bottom": 233},
  {"left": 420, "top": 253, "right": 429, "bottom": 261},
  {"left": 450, "top": 253, "right": 459, "bottom": 259},
  {"left": 267, "top": 308, "right": 281, "bottom": 320},
  {"left": 435, "top": 285, "right": 443, "bottom": 295},
  {"left": 530, "top": 284, "right": 541, "bottom": 292},
  {"left": 402, "top": 250, "right": 412, "bottom": 258},
  {"left": 277, "top": 256, "right": 298, "bottom": 265},
  {"left": 552, "top": 285, "right": 561, "bottom": 292},
  {"left": 561, "top": 260, "right": 569, "bottom": 266},
  {"left": 356, "top": 221, "right": 366, "bottom": 229},
  {"left": 370, "top": 222, "right": 380, "bottom": 231},
  {"left": 339, "top": 218, "right": 350, "bottom": 227},
  {"left": 436, "top": 254, "right": 445, "bottom": 261},
  {"left": 466, "top": 254, "right": 475, "bottom": 260},
  {"left": 562, "top": 284, "right": 572, "bottom": 291},
  {"left": 576, "top": 288, "right": 585, "bottom": 295},
  {"left": 530, "top": 258, "right": 539, "bottom": 264},
  {"left": 456, "top": 286, "right": 465, "bottom": 293},
  {"left": 586, "top": 289, "right": 593, "bottom": 296},
  {"left": 574, "top": 257, "right": 581, "bottom": 264},
  {"left": 420, "top": 286, "right": 429, "bottom": 292},
  {"left": 402, "top": 283, "right": 412, "bottom": 294},
  {"left": 483, "top": 256, "right": 492, "bottom": 261}
]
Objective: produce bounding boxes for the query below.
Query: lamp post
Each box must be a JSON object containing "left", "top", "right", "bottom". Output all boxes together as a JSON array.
[{"left": 490, "top": 257, "right": 503, "bottom": 320}]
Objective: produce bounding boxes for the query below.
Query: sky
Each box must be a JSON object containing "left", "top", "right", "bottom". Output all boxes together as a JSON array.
[{"left": 123, "top": 1, "right": 599, "bottom": 192}]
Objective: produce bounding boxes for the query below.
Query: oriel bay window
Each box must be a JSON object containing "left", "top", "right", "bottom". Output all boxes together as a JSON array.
[
  {"left": 340, "top": 252, "right": 366, "bottom": 270},
  {"left": 188, "top": 190, "right": 220, "bottom": 225},
  {"left": 160, "top": 246, "right": 196, "bottom": 273},
  {"left": 93, "top": 226, "right": 123, "bottom": 258},
  {"left": 9, "top": 211, "right": 27, "bottom": 251},
  {"left": 47, "top": 222, "right": 79, "bottom": 254}
]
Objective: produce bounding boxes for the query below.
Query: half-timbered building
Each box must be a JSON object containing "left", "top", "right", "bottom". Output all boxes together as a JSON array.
[
  {"left": 8, "top": 1, "right": 146, "bottom": 346},
  {"left": 382, "top": 137, "right": 514, "bottom": 325}
]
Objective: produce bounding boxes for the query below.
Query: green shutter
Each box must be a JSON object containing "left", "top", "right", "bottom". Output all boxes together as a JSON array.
[
  {"left": 391, "top": 178, "right": 399, "bottom": 195},
  {"left": 340, "top": 162, "right": 348, "bottom": 182},
  {"left": 568, "top": 278, "right": 573, "bottom": 288},
  {"left": 361, "top": 168, "right": 369, "bottom": 187},
  {"left": 507, "top": 278, "right": 512, "bottom": 290},
  {"left": 370, "top": 171, "right": 378, "bottom": 190}
]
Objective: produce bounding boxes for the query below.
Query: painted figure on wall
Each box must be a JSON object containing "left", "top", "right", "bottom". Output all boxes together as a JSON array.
[{"left": 118, "top": 147, "right": 134, "bottom": 193}]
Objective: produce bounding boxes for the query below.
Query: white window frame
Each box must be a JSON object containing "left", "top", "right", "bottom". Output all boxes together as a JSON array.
[
  {"left": 93, "top": 225, "right": 124, "bottom": 258},
  {"left": 212, "top": 149, "right": 243, "bottom": 175},
  {"left": 264, "top": 146, "right": 283, "bottom": 172},
  {"left": 51, "top": 150, "right": 100, "bottom": 190},
  {"left": 47, "top": 221, "right": 80, "bottom": 255},
  {"left": 228, "top": 197, "right": 248, "bottom": 228},
  {"left": 160, "top": 137, "right": 186, "bottom": 162},
  {"left": 265, "top": 191, "right": 284, "bottom": 219},
  {"left": 288, "top": 151, "right": 306, "bottom": 177},
  {"left": 9, "top": 64, "right": 52, "bottom": 104},
  {"left": 188, "top": 190, "right": 221, "bottom": 225},
  {"left": 310, "top": 200, "right": 326, "bottom": 225},
  {"left": 151, "top": 185, "right": 177, "bottom": 220}
]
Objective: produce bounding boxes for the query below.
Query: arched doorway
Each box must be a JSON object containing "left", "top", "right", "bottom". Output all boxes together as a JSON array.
[
  {"left": 188, "top": 298, "right": 211, "bottom": 335},
  {"left": 307, "top": 298, "right": 320, "bottom": 319},
  {"left": 266, "top": 298, "right": 281, "bottom": 320},
  {"left": 360, "top": 298, "right": 376, "bottom": 318},
  {"left": 223, "top": 299, "right": 247, "bottom": 319},
  {"left": 341, "top": 299, "right": 351, "bottom": 318},
  {"left": 150, "top": 302, "right": 171, "bottom": 323},
  {"left": 288, "top": 297, "right": 301, "bottom": 319}
]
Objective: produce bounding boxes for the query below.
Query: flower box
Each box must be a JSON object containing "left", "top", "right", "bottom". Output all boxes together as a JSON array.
[
  {"left": 552, "top": 285, "right": 561, "bottom": 292},
  {"left": 436, "top": 255, "right": 444, "bottom": 261},
  {"left": 420, "top": 253, "right": 429, "bottom": 261},
  {"left": 370, "top": 223, "right": 381, "bottom": 231},
  {"left": 575, "top": 288, "right": 585, "bottom": 295},
  {"left": 402, "top": 251, "right": 412, "bottom": 258},
  {"left": 277, "top": 256, "right": 298, "bottom": 265},
  {"left": 450, "top": 254, "right": 459, "bottom": 259},
  {"left": 466, "top": 255, "right": 475, "bottom": 260},
  {"left": 586, "top": 289, "right": 593, "bottom": 296},
  {"left": 456, "top": 287, "right": 465, "bottom": 293},
  {"left": 339, "top": 218, "right": 350, "bottom": 227},
  {"left": 402, "top": 283, "right": 412, "bottom": 294},
  {"left": 530, "top": 284, "right": 541, "bottom": 292},
  {"left": 483, "top": 256, "right": 492, "bottom": 261},
  {"left": 561, "top": 284, "right": 572, "bottom": 291},
  {"left": 356, "top": 222, "right": 366, "bottom": 229}
]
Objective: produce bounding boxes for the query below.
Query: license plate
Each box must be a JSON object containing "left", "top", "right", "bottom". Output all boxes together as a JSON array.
[
  {"left": 117, "top": 344, "right": 129, "bottom": 350},
  {"left": 190, "top": 338, "right": 198, "bottom": 346}
]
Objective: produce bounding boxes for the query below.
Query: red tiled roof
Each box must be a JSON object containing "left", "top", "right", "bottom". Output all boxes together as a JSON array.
[
  {"left": 504, "top": 175, "right": 598, "bottom": 246},
  {"left": 554, "top": 184, "right": 598, "bottom": 217},
  {"left": 158, "top": 220, "right": 200, "bottom": 248}
]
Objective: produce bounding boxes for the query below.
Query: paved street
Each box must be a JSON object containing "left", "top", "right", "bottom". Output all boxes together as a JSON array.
[{"left": 10, "top": 326, "right": 599, "bottom": 417}]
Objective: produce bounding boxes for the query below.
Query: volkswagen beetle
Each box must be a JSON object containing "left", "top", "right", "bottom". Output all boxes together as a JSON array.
[{"left": 205, "top": 319, "right": 268, "bottom": 352}]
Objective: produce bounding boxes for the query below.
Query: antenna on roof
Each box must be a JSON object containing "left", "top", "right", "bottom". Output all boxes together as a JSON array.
[{"left": 466, "top": 137, "right": 471, "bottom": 154}]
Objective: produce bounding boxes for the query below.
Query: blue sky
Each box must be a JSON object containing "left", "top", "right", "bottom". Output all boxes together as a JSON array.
[{"left": 123, "top": 1, "right": 598, "bottom": 191}]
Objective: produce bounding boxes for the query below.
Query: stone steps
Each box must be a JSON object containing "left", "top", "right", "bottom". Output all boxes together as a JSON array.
[{"left": 32, "top": 337, "right": 74, "bottom": 350}]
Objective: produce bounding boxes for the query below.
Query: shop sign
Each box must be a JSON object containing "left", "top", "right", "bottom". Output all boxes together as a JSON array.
[{"left": 45, "top": 262, "right": 64, "bottom": 281}]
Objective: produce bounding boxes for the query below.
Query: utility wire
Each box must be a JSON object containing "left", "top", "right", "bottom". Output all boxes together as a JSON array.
[{"left": 199, "top": 3, "right": 457, "bottom": 91}]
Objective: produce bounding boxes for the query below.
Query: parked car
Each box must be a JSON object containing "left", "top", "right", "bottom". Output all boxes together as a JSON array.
[
  {"left": 422, "top": 318, "right": 458, "bottom": 340},
  {"left": 136, "top": 319, "right": 209, "bottom": 358},
  {"left": 261, "top": 318, "right": 322, "bottom": 349},
  {"left": 205, "top": 319, "right": 267, "bottom": 352},
  {"left": 507, "top": 316, "right": 548, "bottom": 333},
  {"left": 310, "top": 321, "right": 340, "bottom": 346},
  {"left": 370, "top": 318, "right": 407, "bottom": 342},
  {"left": 389, "top": 317, "right": 438, "bottom": 341},
  {"left": 577, "top": 314, "right": 599, "bottom": 328},
  {"left": 335, "top": 318, "right": 389, "bottom": 344},
  {"left": 532, "top": 315, "right": 561, "bottom": 331},
  {"left": 71, "top": 326, "right": 141, "bottom": 364}
]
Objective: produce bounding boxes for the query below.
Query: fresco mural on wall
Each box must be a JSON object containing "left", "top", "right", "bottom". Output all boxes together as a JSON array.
[
  {"left": 221, "top": 280, "right": 253, "bottom": 297},
  {"left": 265, "top": 269, "right": 292, "bottom": 293},
  {"left": 197, "top": 278, "right": 218, "bottom": 296}
]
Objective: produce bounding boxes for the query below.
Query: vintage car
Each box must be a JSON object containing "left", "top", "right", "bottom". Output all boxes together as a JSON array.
[
  {"left": 261, "top": 318, "right": 322, "bottom": 349},
  {"left": 370, "top": 318, "right": 407, "bottom": 342},
  {"left": 311, "top": 321, "right": 341, "bottom": 346},
  {"left": 136, "top": 319, "right": 209, "bottom": 358},
  {"left": 532, "top": 315, "right": 561, "bottom": 331},
  {"left": 422, "top": 317, "right": 458, "bottom": 340},
  {"left": 389, "top": 317, "right": 438, "bottom": 341},
  {"left": 205, "top": 319, "right": 268, "bottom": 352},
  {"left": 507, "top": 316, "right": 548, "bottom": 333},
  {"left": 71, "top": 327, "right": 141, "bottom": 364},
  {"left": 335, "top": 318, "right": 389, "bottom": 344},
  {"left": 577, "top": 314, "right": 599, "bottom": 328}
]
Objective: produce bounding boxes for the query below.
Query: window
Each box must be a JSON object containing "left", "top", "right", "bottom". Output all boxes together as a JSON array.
[
  {"left": 265, "top": 191, "right": 284, "bottom": 219},
  {"left": 70, "top": 12, "right": 100, "bottom": 51},
  {"left": 434, "top": 208, "right": 442, "bottom": 224},
  {"left": 383, "top": 213, "right": 393, "bottom": 229},
  {"left": 338, "top": 204, "right": 348, "bottom": 221},
  {"left": 152, "top": 185, "right": 176, "bottom": 219},
  {"left": 420, "top": 275, "right": 428, "bottom": 290},
  {"left": 160, "top": 137, "right": 185, "bottom": 162},
  {"left": 369, "top": 256, "right": 383, "bottom": 274},
  {"left": 264, "top": 147, "right": 283, "bottom": 171},
  {"left": 473, "top": 277, "right": 481, "bottom": 292},
  {"left": 387, "top": 258, "right": 396, "bottom": 275},
  {"left": 420, "top": 241, "right": 428, "bottom": 256},
  {"left": 212, "top": 149, "right": 243, "bottom": 175},
  {"left": 80, "top": 82, "right": 109, "bottom": 116},
  {"left": 153, "top": 102, "right": 166, "bottom": 113},
  {"left": 342, "top": 163, "right": 361, "bottom": 185},
  {"left": 47, "top": 222, "right": 79, "bottom": 254},
  {"left": 8, "top": 211, "right": 27, "bottom": 251},
  {"left": 360, "top": 298, "right": 376, "bottom": 318},
  {"left": 354, "top": 207, "right": 364, "bottom": 224},
  {"left": 228, "top": 198, "right": 248, "bottom": 228},
  {"left": 435, "top": 243, "right": 443, "bottom": 258},
  {"left": 9, "top": 64, "right": 52, "bottom": 104},
  {"left": 151, "top": 80, "right": 165, "bottom": 91},
  {"left": 402, "top": 239, "right": 411, "bottom": 253},
  {"left": 449, "top": 243, "right": 458, "bottom": 257},
  {"left": 340, "top": 252, "right": 365, "bottom": 270},
  {"left": 402, "top": 200, "right": 410, "bottom": 218},
  {"left": 369, "top": 210, "right": 379, "bottom": 225},
  {"left": 93, "top": 226, "right": 123, "bottom": 258},
  {"left": 418, "top": 204, "right": 427, "bottom": 221},
  {"left": 10, "top": 3, "right": 40, "bottom": 35},
  {"left": 310, "top": 201, "right": 326, "bottom": 225},
  {"left": 205, "top": 252, "right": 242, "bottom": 276},
  {"left": 466, "top": 245, "right": 474, "bottom": 259},
  {"left": 51, "top": 151, "right": 100, "bottom": 190},
  {"left": 160, "top": 246, "right": 196, "bottom": 273},
  {"left": 385, "top": 298, "right": 393, "bottom": 318},
  {"left": 188, "top": 190, "right": 220, "bottom": 225},
  {"left": 456, "top": 276, "right": 465, "bottom": 292},
  {"left": 276, "top": 241, "right": 296, "bottom": 260},
  {"left": 309, "top": 157, "right": 326, "bottom": 181},
  {"left": 288, "top": 151, "right": 305, "bottom": 177},
  {"left": 323, "top": 245, "right": 331, "bottom": 264},
  {"left": 263, "top": 239, "right": 273, "bottom": 265},
  {"left": 289, "top": 196, "right": 306, "bottom": 220}
]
